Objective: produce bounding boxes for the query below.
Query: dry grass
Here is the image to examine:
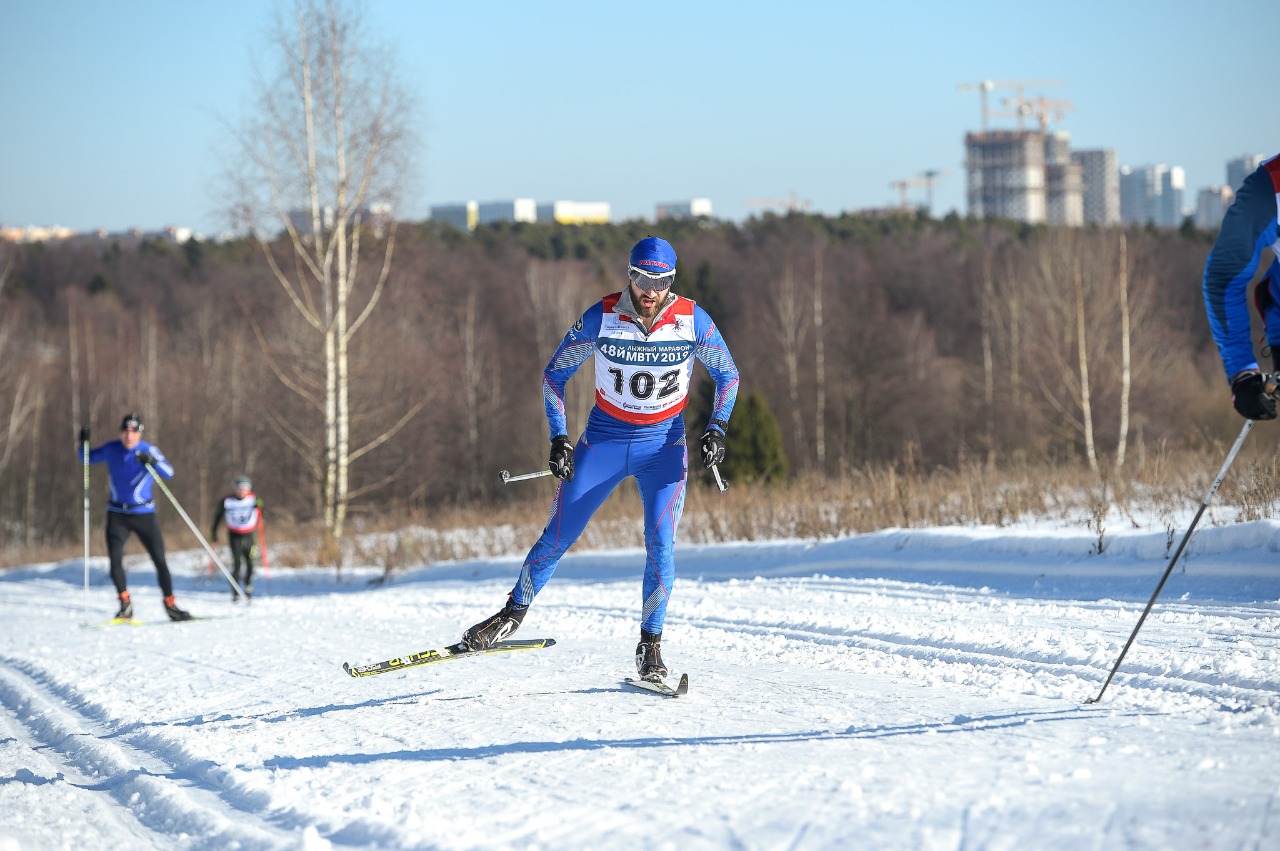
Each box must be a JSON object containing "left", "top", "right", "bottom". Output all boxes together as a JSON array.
[{"left": 6, "top": 449, "right": 1278, "bottom": 573}]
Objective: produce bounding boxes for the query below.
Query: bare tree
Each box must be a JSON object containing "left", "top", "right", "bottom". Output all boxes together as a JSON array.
[{"left": 231, "top": 0, "right": 417, "bottom": 552}]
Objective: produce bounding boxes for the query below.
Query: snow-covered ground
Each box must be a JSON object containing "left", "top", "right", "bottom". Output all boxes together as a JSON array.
[{"left": 2, "top": 515, "right": 1279, "bottom": 850}]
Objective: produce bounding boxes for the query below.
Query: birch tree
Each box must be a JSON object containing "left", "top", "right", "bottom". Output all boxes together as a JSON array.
[{"left": 231, "top": 0, "right": 416, "bottom": 551}]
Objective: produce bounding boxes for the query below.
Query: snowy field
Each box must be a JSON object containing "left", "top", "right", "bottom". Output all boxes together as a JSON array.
[{"left": 2, "top": 516, "right": 1279, "bottom": 850}]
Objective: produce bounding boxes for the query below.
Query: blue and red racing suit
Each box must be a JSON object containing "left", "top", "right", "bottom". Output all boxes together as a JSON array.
[
  {"left": 1204, "top": 153, "right": 1280, "bottom": 381},
  {"left": 514, "top": 288, "right": 739, "bottom": 633}
]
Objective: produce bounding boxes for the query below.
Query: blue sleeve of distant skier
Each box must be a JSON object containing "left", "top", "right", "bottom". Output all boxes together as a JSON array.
[
  {"left": 1203, "top": 159, "right": 1280, "bottom": 381},
  {"left": 543, "top": 302, "right": 603, "bottom": 439},
  {"left": 141, "top": 441, "right": 176, "bottom": 479},
  {"left": 693, "top": 305, "right": 739, "bottom": 430}
]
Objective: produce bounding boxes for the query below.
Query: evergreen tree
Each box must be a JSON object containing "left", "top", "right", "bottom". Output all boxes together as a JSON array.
[{"left": 720, "top": 390, "right": 788, "bottom": 485}]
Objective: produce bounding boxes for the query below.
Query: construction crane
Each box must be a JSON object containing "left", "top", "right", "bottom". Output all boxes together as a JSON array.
[
  {"left": 889, "top": 177, "right": 927, "bottom": 210},
  {"left": 957, "top": 79, "right": 1067, "bottom": 131},
  {"left": 1000, "top": 94, "right": 1074, "bottom": 133},
  {"left": 744, "top": 190, "right": 813, "bottom": 214},
  {"left": 891, "top": 170, "right": 951, "bottom": 214}
]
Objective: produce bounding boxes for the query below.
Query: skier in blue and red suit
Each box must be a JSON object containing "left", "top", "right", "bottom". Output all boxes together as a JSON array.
[
  {"left": 462, "top": 236, "right": 739, "bottom": 682},
  {"left": 1204, "top": 153, "right": 1280, "bottom": 420},
  {"left": 78, "top": 412, "right": 193, "bottom": 621}
]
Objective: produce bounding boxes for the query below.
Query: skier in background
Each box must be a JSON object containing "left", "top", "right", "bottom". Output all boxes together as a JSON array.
[
  {"left": 460, "top": 236, "right": 740, "bottom": 682},
  {"left": 210, "top": 475, "right": 264, "bottom": 602},
  {"left": 1204, "top": 153, "right": 1280, "bottom": 420},
  {"left": 79, "top": 412, "right": 193, "bottom": 621}
]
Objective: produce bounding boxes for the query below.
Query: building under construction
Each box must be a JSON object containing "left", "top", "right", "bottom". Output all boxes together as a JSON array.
[
  {"left": 959, "top": 80, "right": 1089, "bottom": 226},
  {"left": 964, "top": 129, "right": 1085, "bottom": 226}
]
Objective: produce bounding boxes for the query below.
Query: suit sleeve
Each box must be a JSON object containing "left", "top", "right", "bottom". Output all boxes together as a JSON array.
[
  {"left": 542, "top": 302, "right": 603, "bottom": 439},
  {"left": 1203, "top": 160, "right": 1280, "bottom": 381},
  {"left": 693, "top": 305, "right": 739, "bottom": 430}
]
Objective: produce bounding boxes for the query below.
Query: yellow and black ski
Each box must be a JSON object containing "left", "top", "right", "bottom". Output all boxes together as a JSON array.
[{"left": 342, "top": 638, "right": 556, "bottom": 678}]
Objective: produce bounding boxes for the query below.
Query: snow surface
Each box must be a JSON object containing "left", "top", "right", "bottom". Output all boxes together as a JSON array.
[{"left": 2, "top": 515, "right": 1279, "bottom": 850}]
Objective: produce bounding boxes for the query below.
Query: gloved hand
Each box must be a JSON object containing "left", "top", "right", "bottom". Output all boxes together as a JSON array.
[
  {"left": 79, "top": 426, "right": 91, "bottom": 443},
  {"left": 548, "top": 435, "right": 575, "bottom": 481},
  {"left": 135, "top": 450, "right": 157, "bottom": 466},
  {"left": 1231, "top": 370, "right": 1277, "bottom": 420},
  {"left": 700, "top": 426, "right": 726, "bottom": 468}
]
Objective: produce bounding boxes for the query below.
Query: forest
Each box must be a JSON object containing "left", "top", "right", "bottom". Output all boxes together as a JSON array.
[{"left": 0, "top": 211, "right": 1256, "bottom": 560}]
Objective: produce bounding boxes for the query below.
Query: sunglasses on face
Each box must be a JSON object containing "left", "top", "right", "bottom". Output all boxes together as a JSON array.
[{"left": 628, "top": 267, "right": 675, "bottom": 292}]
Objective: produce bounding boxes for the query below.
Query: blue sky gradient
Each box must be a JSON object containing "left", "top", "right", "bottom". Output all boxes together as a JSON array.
[{"left": 2, "top": 0, "right": 1276, "bottom": 236}]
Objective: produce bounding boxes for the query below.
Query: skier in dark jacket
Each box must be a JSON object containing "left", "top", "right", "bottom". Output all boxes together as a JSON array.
[
  {"left": 210, "top": 475, "right": 263, "bottom": 602},
  {"left": 460, "top": 237, "right": 739, "bottom": 683},
  {"left": 78, "top": 412, "right": 192, "bottom": 621},
  {"left": 1203, "top": 153, "right": 1280, "bottom": 419}
]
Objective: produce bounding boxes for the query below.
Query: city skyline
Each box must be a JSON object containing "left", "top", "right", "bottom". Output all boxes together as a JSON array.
[{"left": 2, "top": 1, "right": 1276, "bottom": 238}]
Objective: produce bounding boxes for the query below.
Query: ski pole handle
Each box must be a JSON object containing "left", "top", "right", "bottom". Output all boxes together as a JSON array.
[
  {"left": 711, "top": 464, "right": 728, "bottom": 493},
  {"left": 499, "top": 469, "right": 554, "bottom": 484}
]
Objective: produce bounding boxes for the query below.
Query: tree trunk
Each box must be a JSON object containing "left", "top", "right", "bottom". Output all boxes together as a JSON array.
[
  {"left": 1074, "top": 257, "right": 1098, "bottom": 472},
  {"left": 1115, "top": 233, "right": 1131, "bottom": 471}
]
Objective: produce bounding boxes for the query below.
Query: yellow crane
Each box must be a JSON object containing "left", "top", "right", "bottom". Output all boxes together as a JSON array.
[
  {"left": 957, "top": 79, "right": 1066, "bottom": 131},
  {"left": 744, "top": 190, "right": 813, "bottom": 213}
]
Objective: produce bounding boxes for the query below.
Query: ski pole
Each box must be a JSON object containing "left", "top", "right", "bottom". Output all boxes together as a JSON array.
[
  {"left": 499, "top": 468, "right": 553, "bottom": 484},
  {"left": 258, "top": 514, "right": 271, "bottom": 580},
  {"left": 1086, "top": 416, "right": 1256, "bottom": 704},
  {"left": 82, "top": 434, "right": 90, "bottom": 623},
  {"left": 711, "top": 463, "right": 728, "bottom": 493},
  {"left": 142, "top": 462, "right": 246, "bottom": 599}
]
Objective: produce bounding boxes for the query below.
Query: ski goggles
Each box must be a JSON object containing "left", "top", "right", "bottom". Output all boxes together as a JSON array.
[{"left": 628, "top": 266, "right": 676, "bottom": 292}]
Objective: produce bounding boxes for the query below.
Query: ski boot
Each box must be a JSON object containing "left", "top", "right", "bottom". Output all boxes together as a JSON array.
[
  {"left": 164, "top": 595, "right": 194, "bottom": 622},
  {"left": 462, "top": 596, "right": 528, "bottom": 651},
  {"left": 635, "top": 629, "right": 668, "bottom": 682},
  {"left": 113, "top": 591, "right": 133, "bottom": 621}
]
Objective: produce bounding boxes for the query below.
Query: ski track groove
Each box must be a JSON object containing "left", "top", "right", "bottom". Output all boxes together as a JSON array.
[
  {"left": 0, "top": 656, "right": 317, "bottom": 850},
  {"left": 563, "top": 597, "right": 1280, "bottom": 710}
]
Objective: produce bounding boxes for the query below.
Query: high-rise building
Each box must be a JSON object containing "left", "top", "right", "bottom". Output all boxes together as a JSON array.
[
  {"left": 1227, "top": 154, "right": 1265, "bottom": 192},
  {"left": 656, "top": 198, "right": 713, "bottom": 220},
  {"left": 964, "top": 130, "right": 1047, "bottom": 222},
  {"left": 1071, "top": 148, "right": 1120, "bottom": 226},
  {"left": 535, "top": 201, "right": 611, "bottom": 225},
  {"left": 1195, "top": 186, "right": 1234, "bottom": 231},
  {"left": 477, "top": 199, "right": 537, "bottom": 226},
  {"left": 429, "top": 201, "right": 478, "bottom": 232},
  {"left": 1119, "top": 164, "right": 1185, "bottom": 228}
]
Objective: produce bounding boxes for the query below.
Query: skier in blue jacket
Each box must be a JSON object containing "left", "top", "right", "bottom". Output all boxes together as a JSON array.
[
  {"left": 1203, "top": 153, "right": 1280, "bottom": 419},
  {"left": 79, "top": 413, "right": 193, "bottom": 621},
  {"left": 462, "top": 237, "right": 740, "bottom": 682}
]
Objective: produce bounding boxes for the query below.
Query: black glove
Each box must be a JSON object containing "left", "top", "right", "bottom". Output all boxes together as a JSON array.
[
  {"left": 1231, "top": 370, "right": 1277, "bottom": 420},
  {"left": 135, "top": 450, "right": 157, "bottom": 466},
  {"left": 548, "top": 435, "right": 575, "bottom": 481},
  {"left": 700, "top": 425, "right": 726, "bottom": 468},
  {"left": 79, "top": 426, "right": 91, "bottom": 443}
]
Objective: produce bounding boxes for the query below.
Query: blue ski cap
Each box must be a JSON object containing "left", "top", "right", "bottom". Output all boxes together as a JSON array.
[{"left": 628, "top": 237, "right": 677, "bottom": 287}]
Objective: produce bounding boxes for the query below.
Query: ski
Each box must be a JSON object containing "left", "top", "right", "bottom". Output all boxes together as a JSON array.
[
  {"left": 86, "top": 615, "right": 216, "bottom": 628},
  {"left": 623, "top": 673, "right": 689, "bottom": 698},
  {"left": 343, "top": 638, "right": 557, "bottom": 678}
]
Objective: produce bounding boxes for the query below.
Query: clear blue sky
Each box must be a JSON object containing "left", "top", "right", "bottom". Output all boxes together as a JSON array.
[{"left": 2, "top": 0, "right": 1276, "bottom": 237}]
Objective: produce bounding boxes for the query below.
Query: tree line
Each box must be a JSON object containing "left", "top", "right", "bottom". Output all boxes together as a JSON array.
[{"left": 0, "top": 211, "right": 1237, "bottom": 553}]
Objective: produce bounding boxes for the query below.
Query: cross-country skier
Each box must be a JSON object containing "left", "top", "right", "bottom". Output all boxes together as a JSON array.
[
  {"left": 210, "top": 475, "right": 264, "bottom": 602},
  {"left": 78, "top": 413, "right": 193, "bottom": 621},
  {"left": 1204, "top": 153, "right": 1280, "bottom": 420},
  {"left": 461, "top": 236, "right": 740, "bottom": 682}
]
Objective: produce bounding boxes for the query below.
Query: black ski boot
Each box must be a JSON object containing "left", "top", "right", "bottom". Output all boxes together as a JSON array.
[
  {"left": 462, "top": 597, "right": 528, "bottom": 651},
  {"left": 164, "top": 595, "right": 193, "bottom": 622},
  {"left": 232, "top": 572, "right": 242, "bottom": 602},
  {"left": 635, "top": 629, "right": 667, "bottom": 682},
  {"left": 114, "top": 592, "right": 133, "bottom": 621}
]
